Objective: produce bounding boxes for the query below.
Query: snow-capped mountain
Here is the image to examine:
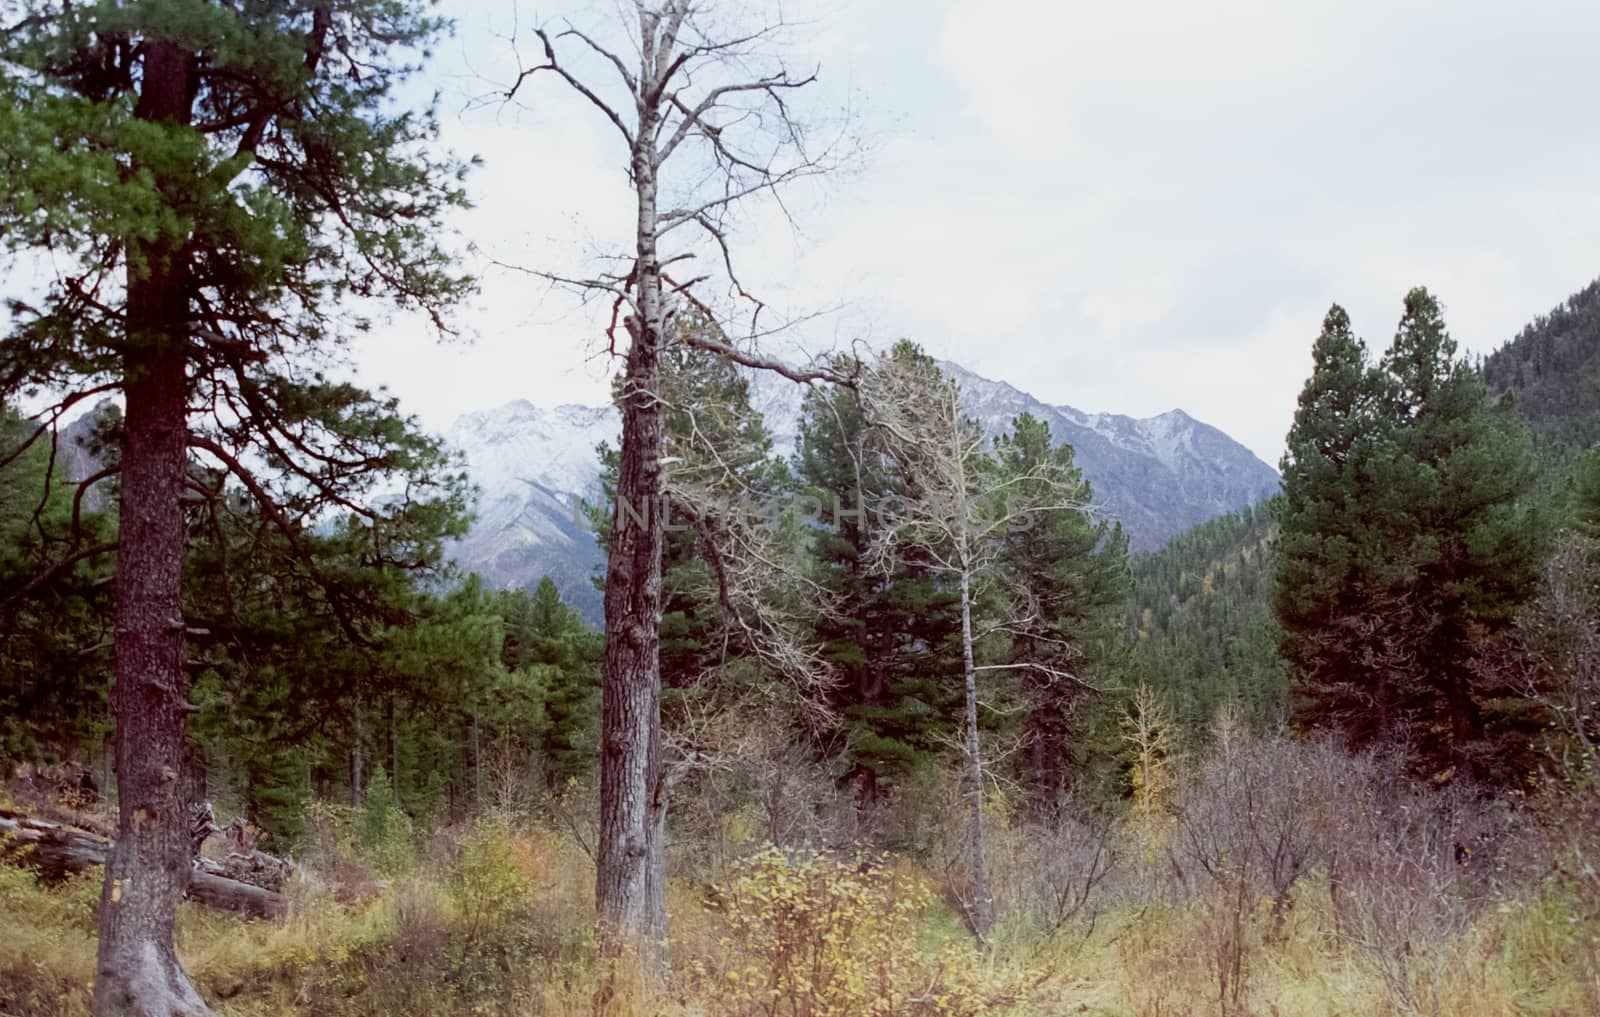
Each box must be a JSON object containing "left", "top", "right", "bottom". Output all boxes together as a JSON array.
[
  {"left": 446, "top": 401, "right": 617, "bottom": 621},
  {"left": 446, "top": 364, "right": 1281, "bottom": 622},
  {"left": 931, "top": 362, "right": 1281, "bottom": 548}
]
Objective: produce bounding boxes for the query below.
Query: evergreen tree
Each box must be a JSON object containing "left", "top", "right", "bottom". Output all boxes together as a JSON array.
[
  {"left": 1577, "top": 447, "right": 1600, "bottom": 539},
  {"left": 1378, "top": 288, "right": 1541, "bottom": 778},
  {"left": 496, "top": 578, "right": 602, "bottom": 787},
  {"left": 992, "top": 412, "right": 1131, "bottom": 809},
  {"left": 1276, "top": 292, "right": 1541, "bottom": 780},
  {"left": 592, "top": 318, "right": 787, "bottom": 699},
  {"left": 794, "top": 355, "right": 959, "bottom": 812},
  {"left": 1275, "top": 305, "right": 1398, "bottom": 744},
  {"left": 0, "top": 406, "right": 116, "bottom": 765},
  {"left": 0, "top": 6, "right": 470, "bottom": 1008}
]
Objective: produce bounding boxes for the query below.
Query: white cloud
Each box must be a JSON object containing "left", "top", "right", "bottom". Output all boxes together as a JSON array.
[{"left": 349, "top": 0, "right": 1600, "bottom": 466}]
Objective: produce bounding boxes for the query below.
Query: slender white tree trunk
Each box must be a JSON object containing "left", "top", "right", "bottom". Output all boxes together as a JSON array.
[{"left": 959, "top": 549, "right": 993, "bottom": 938}]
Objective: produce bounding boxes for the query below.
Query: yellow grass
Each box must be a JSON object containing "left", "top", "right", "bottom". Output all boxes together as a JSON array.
[{"left": 3, "top": 819, "right": 1596, "bottom": 1017}]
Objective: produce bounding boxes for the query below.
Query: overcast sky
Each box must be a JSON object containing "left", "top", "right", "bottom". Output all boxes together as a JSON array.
[{"left": 351, "top": 0, "right": 1600, "bottom": 465}]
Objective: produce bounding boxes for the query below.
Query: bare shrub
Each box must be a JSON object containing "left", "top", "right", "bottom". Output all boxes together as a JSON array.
[
  {"left": 1504, "top": 533, "right": 1600, "bottom": 1005},
  {"left": 388, "top": 876, "right": 448, "bottom": 968},
  {"left": 989, "top": 800, "right": 1119, "bottom": 942},
  {"left": 1170, "top": 719, "right": 1347, "bottom": 937},
  {"left": 1336, "top": 775, "right": 1507, "bottom": 1015},
  {"left": 1115, "top": 912, "right": 1188, "bottom": 1017}
]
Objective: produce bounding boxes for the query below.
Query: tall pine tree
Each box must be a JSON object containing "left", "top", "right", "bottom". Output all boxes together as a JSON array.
[
  {"left": 992, "top": 412, "right": 1130, "bottom": 810},
  {"left": 1276, "top": 292, "right": 1540, "bottom": 780},
  {"left": 0, "top": 5, "right": 470, "bottom": 1011}
]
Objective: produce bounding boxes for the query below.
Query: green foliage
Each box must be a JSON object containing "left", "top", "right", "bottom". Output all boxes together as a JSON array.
[
  {"left": 794, "top": 346, "right": 961, "bottom": 805},
  {"left": 357, "top": 765, "right": 411, "bottom": 874},
  {"left": 0, "top": 0, "right": 476, "bottom": 834},
  {"left": 0, "top": 405, "right": 116, "bottom": 766},
  {"left": 1276, "top": 290, "right": 1542, "bottom": 780},
  {"left": 496, "top": 578, "right": 602, "bottom": 787},
  {"left": 991, "top": 411, "right": 1132, "bottom": 805},
  {"left": 447, "top": 817, "right": 537, "bottom": 946},
  {"left": 1483, "top": 276, "right": 1600, "bottom": 448},
  {"left": 1124, "top": 502, "right": 1287, "bottom": 742},
  {"left": 1577, "top": 446, "right": 1600, "bottom": 540}
]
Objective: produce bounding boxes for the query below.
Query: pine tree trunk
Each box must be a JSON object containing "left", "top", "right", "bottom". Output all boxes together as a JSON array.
[
  {"left": 596, "top": 127, "right": 666, "bottom": 969},
  {"left": 92, "top": 39, "right": 209, "bottom": 1017},
  {"left": 1447, "top": 671, "right": 1476, "bottom": 781},
  {"left": 387, "top": 692, "right": 399, "bottom": 800},
  {"left": 959, "top": 560, "right": 993, "bottom": 938},
  {"left": 350, "top": 693, "right": 364, "bottom": 810}
]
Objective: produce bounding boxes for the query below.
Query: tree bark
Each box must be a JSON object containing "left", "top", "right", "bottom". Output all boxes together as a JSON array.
[
  {"left": 92, "top": 39, "right": 211, "bottom": 1017},
  {"left": 596, "top": 91, "right": 667, "bottom": 969},
  {"left": 1446, "top": 670, "right": 1477, "bottom": 781}
]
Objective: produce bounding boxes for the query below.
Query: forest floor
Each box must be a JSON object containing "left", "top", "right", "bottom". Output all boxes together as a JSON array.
[{"left": 3, "top": 802, "right": 1596, "bottom": 1017}]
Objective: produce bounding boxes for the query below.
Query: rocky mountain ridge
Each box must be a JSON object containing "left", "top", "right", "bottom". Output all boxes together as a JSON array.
[{"left": 446, "top": 362, "right": 1282, "bottom": 621}]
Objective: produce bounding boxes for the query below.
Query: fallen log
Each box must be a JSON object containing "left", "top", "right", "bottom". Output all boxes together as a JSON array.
[{"left": 0, "top": 812, "right": 287, "bottom": 919}]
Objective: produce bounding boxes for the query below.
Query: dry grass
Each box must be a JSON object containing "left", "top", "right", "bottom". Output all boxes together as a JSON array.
[{"left": 3, "top": 787, "right": 1597, "bottom": 1017}]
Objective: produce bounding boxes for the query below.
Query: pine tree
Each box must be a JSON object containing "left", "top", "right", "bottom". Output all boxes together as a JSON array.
[
  {"left": 992, "top": 412, "right": 1131, "bottom": 809},
  {"left": 0, "top": 7, "right": 470, "bottom": 1009},
  {"left": 592, "top": 320, "right": 788, "bottom": 699},
  {"left": 1276, "top": 293, "right": 1541, "bottom": 780},
  {"left": 0, "top": 406, "right": 116, "bottom": 765},
  {"left": 1378, "top": 288, "right": 1541, "bottom": 778},
  {"left": 497, "top": 578, "right": 602, "bottom": 787},
  {"left": 1275, "top": 305, "right": 1398, "bottom": 744},
  {"left": 794, "top": 357, "right": 959, "bottom": 812}
]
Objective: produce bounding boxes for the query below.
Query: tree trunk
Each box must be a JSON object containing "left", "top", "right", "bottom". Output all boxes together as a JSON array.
[
  {"left": 1446, "top": 670, "right": 1476, "bottom": 781},
  {"left": 92, "top": 38, "right": 205, "bottom": 1017},
  {"left": 958, "top": 561, "right": 993, "bottom": 938},
  {"left": 92, "top": 41, "right": 207, "bottom": 1017},
  {"left": 350, "top": 692, "right": 364, "bottom": 810},
  {"left": 596, "top": 121, "right": 666, "bottom": 970},
  {"left": 387, "top": 691, "right": 399, "bottom": 802}
]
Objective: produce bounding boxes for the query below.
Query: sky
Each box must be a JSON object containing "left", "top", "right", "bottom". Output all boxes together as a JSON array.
[{"left": 350, "top": 0, "right": 1600, "bottom": 465}]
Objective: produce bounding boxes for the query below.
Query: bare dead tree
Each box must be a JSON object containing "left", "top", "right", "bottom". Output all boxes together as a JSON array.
[
  {"left": 658, "top": 356, "right": 843, "bottom": 724},
  {"left": 488, "top": 0, "right": 857, "bottom": 968},
  {"left": 858, "top": 349, "right": 1092, "bottom": 939}
]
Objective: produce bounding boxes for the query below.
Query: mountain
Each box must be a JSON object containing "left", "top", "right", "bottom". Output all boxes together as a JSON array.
[
  {"left": 1483, "top": 276, "right": 1600, "bottom": 449},
  {"left": 447, "top": 363, "right": 1282, "bottom": 621},
  {"left": 446, "top": 401, "right": 615, "bottom": 622},
  {"left": 935, "top": 362, "right": 1279, "bottom": 545}
]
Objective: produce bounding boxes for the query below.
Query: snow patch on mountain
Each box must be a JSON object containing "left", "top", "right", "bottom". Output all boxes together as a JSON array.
[{"left": 443, "top": 360, "right": 1281, "bottom": 621}]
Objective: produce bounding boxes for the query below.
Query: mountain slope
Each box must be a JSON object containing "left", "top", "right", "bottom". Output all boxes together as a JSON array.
[
  {"left": 1123, "top": 500, "right": 1287, "bottom": 738},
  {"left": 932, "top": 362, "right": 1280, "bottom": 547},
  {"left": 1483, "top": 276, "right": 1600, "bottom": 448},
  {"left": 448, "top": 363, "right": 1283, "bottom": 620},
  {"left": 446, "top": 401, "right": 614, "bottom": 622}
]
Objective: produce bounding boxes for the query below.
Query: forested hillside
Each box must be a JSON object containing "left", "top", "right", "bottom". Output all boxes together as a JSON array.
[
  {"left": 1483, "top": 276, "right": 1600, "bottom": 447},
  {"left": 1122, "top": 502, "right": 1286, "bottom": 739}
]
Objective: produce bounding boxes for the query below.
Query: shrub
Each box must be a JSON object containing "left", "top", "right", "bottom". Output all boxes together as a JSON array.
[
  {"left": 357, "top": 766, "right": 412, "bottom": 875},
  {"left": 693, "top": 845, "right": 1021, "bottom": 1017},
  {"left": 447, "top": 816, "right": 539, "bottom": 947}
]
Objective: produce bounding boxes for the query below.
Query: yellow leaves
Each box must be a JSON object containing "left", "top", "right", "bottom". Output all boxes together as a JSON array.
[{"left": 693, "top": 845, "right": 1011, "bottom": 1017}]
